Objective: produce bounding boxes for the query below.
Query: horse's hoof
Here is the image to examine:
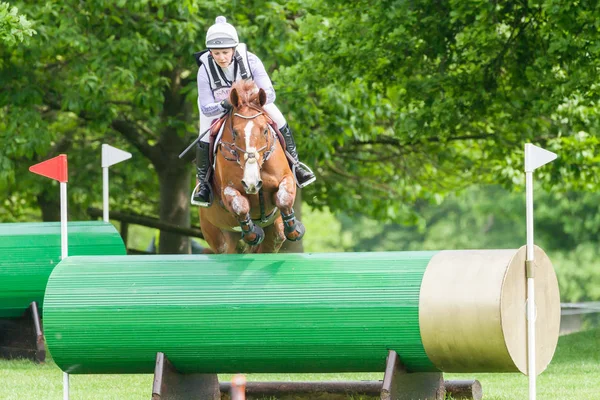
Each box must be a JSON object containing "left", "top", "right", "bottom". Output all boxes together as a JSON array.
[
  {"left": 285, "top": 221, "right": 305, "bottom": 242},
  {"left": 242, "top": 225, "right": 265, "bottom": 246}
]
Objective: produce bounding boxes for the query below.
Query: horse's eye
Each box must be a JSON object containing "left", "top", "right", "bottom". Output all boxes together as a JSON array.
[{"left": 232, "top": 130, "right": 238, "bottom": 138}]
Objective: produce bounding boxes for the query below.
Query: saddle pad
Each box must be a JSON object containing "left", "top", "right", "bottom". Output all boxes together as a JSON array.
[{"left": 210, "top": 120, "right": 227, "bottom": 168}]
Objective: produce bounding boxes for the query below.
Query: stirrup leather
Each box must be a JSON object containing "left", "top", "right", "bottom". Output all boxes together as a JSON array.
[
  {"left": 190, "top": 182, "right": 213, "bottom": 207},
  {"left": 292, "top": 162, "right": 316, "bottom": 188}
]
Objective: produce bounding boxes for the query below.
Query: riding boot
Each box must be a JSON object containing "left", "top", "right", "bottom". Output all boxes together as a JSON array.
[
  {"left": 192, "top": 141, "right": 212, "bottom": 207},
  {"left": 280, "top": 124, "right": 316, "bottom": 187}
]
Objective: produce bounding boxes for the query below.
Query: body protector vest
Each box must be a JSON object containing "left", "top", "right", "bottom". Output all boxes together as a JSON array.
[{"left": 195, "top": 43, "right": 253, "bottom": 102}]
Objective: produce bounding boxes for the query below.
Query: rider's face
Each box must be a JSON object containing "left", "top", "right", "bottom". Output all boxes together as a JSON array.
[{"left": 210, "top": 48, "right": 235, "bottom": 68}]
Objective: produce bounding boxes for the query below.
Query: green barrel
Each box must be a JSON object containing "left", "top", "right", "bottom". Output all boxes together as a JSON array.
[
  {"left": 44, "top": 252, "right": 440, "bottom": 374},
  {"left": 0, "top": 221, "right": 126, "bottom": 318}
]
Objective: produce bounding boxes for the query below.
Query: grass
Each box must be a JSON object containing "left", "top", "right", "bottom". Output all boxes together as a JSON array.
[
  {"left": 1, "top": 329, "right": 598, "bottom": 399},
  {"left": 446, "top": 328, "right": 600, "bottom": 399}
]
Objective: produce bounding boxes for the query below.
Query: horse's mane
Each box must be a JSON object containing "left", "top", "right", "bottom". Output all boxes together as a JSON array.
[{"left": 230, "top": 80, "right": 262, "bottom": 107}]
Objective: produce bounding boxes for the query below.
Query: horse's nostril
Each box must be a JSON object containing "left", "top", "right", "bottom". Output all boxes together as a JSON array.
[
  {"left": 242, "top": 180, "right": 257, "bottom": 194},
  {"left": 256, "top": 181, "right": 263, "bottom": 191}
]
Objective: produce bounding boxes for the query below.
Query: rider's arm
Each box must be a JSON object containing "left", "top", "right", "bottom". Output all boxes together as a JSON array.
[
  {"left": 197, "top": 66, "right": 229, "bottom": 116},
  {"left": 248, "top": 52, "right": 276, "bottom": 104}
]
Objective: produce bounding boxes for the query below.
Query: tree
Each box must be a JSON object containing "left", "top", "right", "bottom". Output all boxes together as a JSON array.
[
  {"left": 0, "top": 2, "right": 35, "bottom": 46},
  {"left": 3, "top": 1, "right": 600, "bottom": 253},
  {"left": 277, "top": 0, "right": 600, "bottom": 224},
  {"left": 1, "top": 1, "right": 298, "bottom": 253}
]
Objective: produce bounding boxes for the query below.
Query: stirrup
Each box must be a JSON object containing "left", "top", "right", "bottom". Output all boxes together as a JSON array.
[
  {"left": 190, "top": 182, "right": 212, "bottom": 207},
  {"left": 292, "top": 162, "right": 316, "bottom": 188}
]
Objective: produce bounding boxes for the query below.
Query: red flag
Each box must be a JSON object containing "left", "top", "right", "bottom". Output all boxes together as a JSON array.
[{"left": 29, "top": 154, "right": 68, "bottom": 183}]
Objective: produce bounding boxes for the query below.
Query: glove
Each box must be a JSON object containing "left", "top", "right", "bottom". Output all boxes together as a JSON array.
[{"left": 220, "top": 99, "right": 233, "bottom": 111}]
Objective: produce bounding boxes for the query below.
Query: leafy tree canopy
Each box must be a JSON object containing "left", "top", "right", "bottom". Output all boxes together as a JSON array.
[
  {"left": 1, "top": 0, "right": 599, "bottom": 248},
  {"left": 0, "top": 2, "right": 35, "bottom": 47},
  {"left": 278, "top": 0, "right": 600, "bottom": 222}
]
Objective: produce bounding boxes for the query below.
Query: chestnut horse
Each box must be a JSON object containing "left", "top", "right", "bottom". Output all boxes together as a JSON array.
[{"left": 198, "top": 81, "right": 305, "bottom": 253}]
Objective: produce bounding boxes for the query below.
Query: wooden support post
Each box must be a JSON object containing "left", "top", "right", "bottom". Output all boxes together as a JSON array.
[
  {"left": 0, "top": 303, "right": 46, "bottom": 362},
  {"left": 120, "top": 221, "right": 129, "bottom": 248},
  {"left": 151, "top": 352, "right": 220, "bottom": 400},
  {"left": 444, "top": 380, "right": 482, "bottom": 400},
  {"left": 220, "top": 381, "right": 380, "bottom": 400},
  {"left": 30, "top": 302, "right": 46, "bottom": 362},
  {"left": 381, "top": 350, "right": 445, "bottom": 400},
  {"left": 220, "top": 379, "right": 482, "bottom": 400}
]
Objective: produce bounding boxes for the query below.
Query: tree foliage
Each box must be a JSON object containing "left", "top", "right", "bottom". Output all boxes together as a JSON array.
[
  {"left": 278, "top": 0, "right": 600, "bottom": 222},
  {"left": 0, "top": 0, "right": 299, "bottom": 252},
  {"left": 0, "top": 2, "right": 35, "bottom": 46},
  {"left": 2, "top": 1, "right": 600, "bottom": 254}
]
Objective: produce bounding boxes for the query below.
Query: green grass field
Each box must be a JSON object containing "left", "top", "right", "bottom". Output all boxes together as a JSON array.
[{"left": 1, "top": 328, "right": 598, "bottom": 399}]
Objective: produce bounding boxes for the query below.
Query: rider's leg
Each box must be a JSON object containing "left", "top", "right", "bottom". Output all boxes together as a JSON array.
[
  {"left": 193, "top": 113, "right": 215, "bottom": 207},
  {"left": 193, "top": 140, "right": 212, "bottom": 206},
  {"left": 263, "top": 103, "right": 316, "bottom": 187},
  {"left": 279, "top": 124, "right": 316, "bottom": 187}
]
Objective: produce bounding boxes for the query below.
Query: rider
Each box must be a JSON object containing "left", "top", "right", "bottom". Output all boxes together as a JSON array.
[{"left": 192, "top": 16, "right": 315, "bottom": 206}]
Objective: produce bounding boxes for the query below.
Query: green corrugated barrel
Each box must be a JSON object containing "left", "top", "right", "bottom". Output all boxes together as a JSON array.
[
  {"left": 0, "top": 221, "right": 126, "bottom": 318},
  {"left": 44, "top": 252, "right": 440, "bottom": 374}
]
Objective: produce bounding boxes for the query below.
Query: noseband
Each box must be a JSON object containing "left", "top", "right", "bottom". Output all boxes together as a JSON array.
[{"left": 220, "top": 106, "right": 276, "bottom": 167}]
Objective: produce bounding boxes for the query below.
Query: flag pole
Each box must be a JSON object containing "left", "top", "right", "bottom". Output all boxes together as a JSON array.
[
  {"left": 59, "top": 173, "right": 69, "bottom": 400},
  {"left": 525, "top": 166, "right": 536, "bottom": 400},
  {"left": 524, "top": 143, "right": 557, "bottom": 400},
  {"left": 60, "top": 181, "right": 68, "bottom": 259},
  {"left": 101, "top": 144, "right": 132, "bottom": 223},
  {"left": 29, "top": 154, "right": 70, "bottom": 400},
  {"left": 102, "top": 166, "right": 109, "bottom": 222}
]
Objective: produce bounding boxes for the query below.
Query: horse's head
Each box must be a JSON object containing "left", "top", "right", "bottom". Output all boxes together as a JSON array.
[{"left": 223, "top": 81, "right": 274, "bottom": 194}]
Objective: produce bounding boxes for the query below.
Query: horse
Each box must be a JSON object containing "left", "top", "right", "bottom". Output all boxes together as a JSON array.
[{"left": 198, "top": 80, "right": 305, "bottom": 254}]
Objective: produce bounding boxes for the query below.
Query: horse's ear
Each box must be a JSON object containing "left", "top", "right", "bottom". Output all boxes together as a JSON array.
[
  {"left": 230, "top": 88, "right": 240, "bottom": 108},
  {"left": 258, "top": 88, "right": 267, "bottom": 107}
]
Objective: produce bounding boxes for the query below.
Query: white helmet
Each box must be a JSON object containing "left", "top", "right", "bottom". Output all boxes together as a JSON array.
[{"left": 205, "top": 16, "right": 239, "bottom": 49}]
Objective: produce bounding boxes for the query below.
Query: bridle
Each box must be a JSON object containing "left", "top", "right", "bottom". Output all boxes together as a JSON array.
[{"left": 220, "top": 105, "right": 276, "bottom": 168}]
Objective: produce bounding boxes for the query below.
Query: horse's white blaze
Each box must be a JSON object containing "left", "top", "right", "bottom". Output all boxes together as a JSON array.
[
  {"left": 244, "top": 121, "right": 254, "bottom": 149},
  {"left": 224, "top": 186, "right": 245, "bottom": 214},
  {"left": 241, "top": 120, "right": 261, "bottom": 190}
]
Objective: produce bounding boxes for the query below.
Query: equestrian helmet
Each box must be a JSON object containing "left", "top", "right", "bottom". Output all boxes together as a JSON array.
[{"left": 206, "top": 16, "right": 239, "bottom": 49}]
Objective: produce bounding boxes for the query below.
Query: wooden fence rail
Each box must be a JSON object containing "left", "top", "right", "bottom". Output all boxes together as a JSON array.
[{"left": 87, "top": 207, "right": 204, "bottom": 252}]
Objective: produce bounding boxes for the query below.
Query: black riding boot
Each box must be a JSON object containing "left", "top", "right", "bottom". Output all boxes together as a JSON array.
[
  {"left": 280, "top": 124, "right": 316, "bottom": 187},
  {"left": 192, "top": 141, "right": 212, "bottom": 207}
]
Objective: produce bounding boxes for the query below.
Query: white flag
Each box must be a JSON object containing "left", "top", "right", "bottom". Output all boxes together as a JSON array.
[
  {"left": 102, "top": 144, "right": 132, "bottom": 168},
  {"left": 524, "top": 143, "right": 557, "bottom": 172}
]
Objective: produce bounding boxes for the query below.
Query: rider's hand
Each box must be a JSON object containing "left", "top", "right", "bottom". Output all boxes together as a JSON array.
[{"left": 221, "top": 99, "right": 233, "bottom": 111}]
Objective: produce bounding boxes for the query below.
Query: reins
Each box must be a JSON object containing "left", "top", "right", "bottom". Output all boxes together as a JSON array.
[
  {"left": 217, "top": 104, "right": 278, "bottom": 224},
  {"left": 219, "top": 105, "right": 276, "bottom": 167}
]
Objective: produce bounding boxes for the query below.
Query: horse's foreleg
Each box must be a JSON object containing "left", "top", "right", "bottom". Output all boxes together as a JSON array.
[
  {"left": 274, "top": 176, "right": 305, "bottom": 242},
  {"left": 199, "top": 210, "right": 228, "bottom": 254},
  {"left": 256, "top": 218, "right": 286, "bottom": 253},
  {"left": 222, "top": 186, "right": 265, "bottom": 246}
]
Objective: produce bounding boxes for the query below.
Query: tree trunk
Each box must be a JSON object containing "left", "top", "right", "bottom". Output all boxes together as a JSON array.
[
  {"left": 37, "top": 192, "right": 61, "bottom": 222},
  {"left": 279, "top": 189, "right": 304, "bottom": 253},
  {"left": 157, "top": 162, "right": 191, "bottom": 254}
]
